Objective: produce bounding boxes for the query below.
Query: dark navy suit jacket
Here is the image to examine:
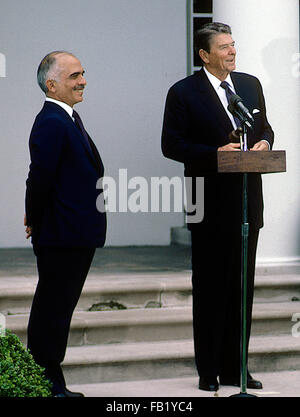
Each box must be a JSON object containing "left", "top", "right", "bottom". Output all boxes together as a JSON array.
[
  {"left": 26, "top": 101, "right": 106, "bottom": 248},
  {"left": 161, "top": 69, "right": 274, "bottom": 230}
]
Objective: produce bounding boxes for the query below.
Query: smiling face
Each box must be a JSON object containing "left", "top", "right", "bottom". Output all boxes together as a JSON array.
[
  {"left": 199, "top": 33, "right": 236, "bottom": 81},
  {"left": 46, "top": 54, "right": 87, "bottom": 107}
]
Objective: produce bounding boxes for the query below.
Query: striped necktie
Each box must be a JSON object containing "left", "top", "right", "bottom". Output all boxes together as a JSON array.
[{"left": 220, "top": 81, "right": 241, "bottom": 128}]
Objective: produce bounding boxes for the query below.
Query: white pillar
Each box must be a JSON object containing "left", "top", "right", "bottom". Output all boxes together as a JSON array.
[{"left": 214, "top": 0, "right": 300, "bottom": 264}]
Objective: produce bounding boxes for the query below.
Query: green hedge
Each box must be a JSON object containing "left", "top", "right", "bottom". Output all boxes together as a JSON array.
[{"left": 0, "top": 328, "right": 52, "bottom": 397}]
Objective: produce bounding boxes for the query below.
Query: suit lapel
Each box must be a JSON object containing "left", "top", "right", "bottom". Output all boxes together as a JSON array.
[
  {"left": 194, "top": 69, "right": 235, "bottom": 133},
  {"left": 69, "top": 114, "right": 98, "bottom": 165},
  {"left": 231, "top": 73, "right": 247, "bottom": 101},
  {"left": 72, "top": 123, "right": 104, "bottom": 176},
  {"left": 231, "top": 72, "right": 258, "bottom": 109},
  {"left": 43, "top": 102, "right": 103, "bottom": 175},
  {"left": 87, "top": 132, "right": 104, "bottom": 175},
  {"left": 231, "top": 73, "right": 256, "bottom": 112}
]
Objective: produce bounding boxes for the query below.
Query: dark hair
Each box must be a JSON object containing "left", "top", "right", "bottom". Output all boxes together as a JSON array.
[{"left": 194, "top": 22, "right": 232, "bottom": 65}]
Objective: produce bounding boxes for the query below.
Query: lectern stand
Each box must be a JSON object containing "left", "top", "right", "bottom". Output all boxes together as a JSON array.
[{"left": 217, "top": 148, "right": 286, "bottom": 397}]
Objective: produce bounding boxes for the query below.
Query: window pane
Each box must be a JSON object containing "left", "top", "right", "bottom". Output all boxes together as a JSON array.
[
  {"left": 193, "top": 0, "right": 212, "bottom": 13},
  {"left": 193, "top": 17, "right": 212, "bottom": 67}
]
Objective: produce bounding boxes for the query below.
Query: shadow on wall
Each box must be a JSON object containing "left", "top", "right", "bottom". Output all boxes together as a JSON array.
[{"left": 261, "top": 37, "right": 300, "bottom": 259}]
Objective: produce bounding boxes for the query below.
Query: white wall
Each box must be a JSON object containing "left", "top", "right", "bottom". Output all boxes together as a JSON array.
[
  {"left": 214, "top": 0, "right": 300, "bottom": 263},
  {"left": 0, "top": 0, "right": 186, "bottom": 247}
]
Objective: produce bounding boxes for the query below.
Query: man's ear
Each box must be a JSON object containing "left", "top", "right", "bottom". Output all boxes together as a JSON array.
[
  {"left": 199, "top": 49, "right": 209, "bottom": 64},
  {"left": 45, "top": 79, "right": 56, "bottom": 93}
]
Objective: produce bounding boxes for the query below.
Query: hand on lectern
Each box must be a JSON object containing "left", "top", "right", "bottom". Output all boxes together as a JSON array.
[
  {"left": 218, "top": 142, "right": 241, "bottom": 151},
  {"left": 250, "top": 141, "right": 269, "bottom": 151},
  {"left": 218, "top": 128, "right": 243, "bottom": 151}
]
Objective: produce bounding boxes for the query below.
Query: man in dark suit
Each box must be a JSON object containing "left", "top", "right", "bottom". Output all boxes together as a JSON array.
[
  {"left": 161, "top": 23, "right": 274, "bottom": 392},
  {"left": 24, "top": 51, "right": 106, "bottom": 397}
]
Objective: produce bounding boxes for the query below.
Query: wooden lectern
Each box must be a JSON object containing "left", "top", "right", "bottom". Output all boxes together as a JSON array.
[
  {"left": 217, "top": 150, "right": 286, "bottom": 174},
  {"left": 217, "top": 150, "right": 286, "bottom": 397}
]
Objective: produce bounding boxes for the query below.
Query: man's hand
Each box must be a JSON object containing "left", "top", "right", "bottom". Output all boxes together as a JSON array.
[
  {"left": 250, "top": 140, "right": 269, "bottom": 151},
  {"left": 218, "top": 142, "right": 241, "bottom": 151},
  {"left": 24, "top": 214, "right": 32, "bottom": 239}
]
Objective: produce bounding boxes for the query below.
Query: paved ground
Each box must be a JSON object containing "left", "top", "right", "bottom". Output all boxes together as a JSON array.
[
  {"left": 0, "top": 246, "right": 192, "bottom": 277},
  {"left": 69, "top": 371, "right": 300, "bottom": 398}
]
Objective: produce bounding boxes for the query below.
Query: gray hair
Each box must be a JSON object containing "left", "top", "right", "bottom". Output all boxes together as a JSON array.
[
  {"left": 37, "top": 51, "right": 74, "bottom": 93},
  {"left": 194, "top": 22, "right": 232, "bottom": 65}
]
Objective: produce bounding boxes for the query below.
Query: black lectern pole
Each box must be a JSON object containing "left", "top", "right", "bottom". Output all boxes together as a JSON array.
[{"left": 230, "top": 125, "right": 256, "bottom": 398}]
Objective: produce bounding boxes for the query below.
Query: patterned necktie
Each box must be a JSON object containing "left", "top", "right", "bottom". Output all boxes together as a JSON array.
[
  {"left": 72, "top": 109, "right": 92, "bottom": 152},
  {"left": 220, "top": 81, "right": 241, "bottom": 128}
]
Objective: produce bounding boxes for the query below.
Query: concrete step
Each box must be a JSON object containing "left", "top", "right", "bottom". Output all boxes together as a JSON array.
[
  {"left": 0, "top": 273, "right": 192, "bottom": 315},
  {"left": 6, "top": 301, "right": 300, "bottom": 347},
  {"left": 61, "top": 335, "right": 300, "bottom": 385},
  {"left": 251, "top": 301, "right": 300, "bottom": 336},
  {"left": 6, "top": 307, "right": 192, "bottom": 346},
  {"left": 1, "top": 272, "right": 300, "bottom": 315},
  {"left": 254, "top": 275, "right": 300, "bottom": 303},
  {"left": 68, "top": 370, "right": 300, "bottom": 397}
]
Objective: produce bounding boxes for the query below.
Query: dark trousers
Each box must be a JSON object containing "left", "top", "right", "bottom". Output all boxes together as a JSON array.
[
  {"left": 27, "top": 246, "right": 95, "bottom": 395},
  {"left": 191, "top": 224, "right": 259, "bottom": 379}
]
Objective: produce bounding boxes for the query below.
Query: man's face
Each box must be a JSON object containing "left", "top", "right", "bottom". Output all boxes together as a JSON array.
[
  {"left": 200, "top": 33, "right": 236, "bottom": 80},
  {"left": 47, "top": 54, "right": 87, "bottom": 107}
]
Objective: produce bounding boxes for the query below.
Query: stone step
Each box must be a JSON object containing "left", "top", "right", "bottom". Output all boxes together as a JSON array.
[
  {"left": 254, "top": 275, "right": 300, "bottom": 303},
  {"left": 6, "top": 307, "right": 192, "bottom": 346},
  {"left": 252, "top": 301, "right": 300, "bottom": 336},
  {"left": 68, "top": 370, "right": 300, "bottom": 397},
  {"left": 1, "top": 272, "right": 300, "bottom": 315},
  {"left": 0, "top": 273, "right": 192, "bottom": 315},
  {"left": 256, "top": 261, "right": 300, "bottom": 276},
  {"left": 61, "top": 335, "right": 300, "bottom": 385},
  {"left": 6, "top": 301, "right": 300, "bottom": 347}
]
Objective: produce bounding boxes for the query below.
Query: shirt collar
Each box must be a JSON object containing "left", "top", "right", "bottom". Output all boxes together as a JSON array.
[
  {"left": 203, "top": 67, "right": 235, "bottom": 93},
  {"left": 45, "top": 97, "right": 74, "bottom": 119}
]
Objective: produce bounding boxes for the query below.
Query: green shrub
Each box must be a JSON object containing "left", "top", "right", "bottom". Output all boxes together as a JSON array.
[{"left": 0, "top": 328, "right": 52, "bottom": 397}]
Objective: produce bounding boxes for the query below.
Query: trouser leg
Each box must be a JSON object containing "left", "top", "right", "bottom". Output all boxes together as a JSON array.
[
  {"left": 27, "top": 246, "right": 95, "bottom": 394},
  {"left": 191, "top": 226, "right": 259, "bottom": 379}
]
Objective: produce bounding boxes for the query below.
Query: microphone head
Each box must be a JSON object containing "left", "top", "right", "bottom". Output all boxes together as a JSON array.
[
  {"left": 227, "top": 103, "right": 253, "bottom": 130},
  {"left": 229, "top": 94, "right": 242, "bottom": 106}
]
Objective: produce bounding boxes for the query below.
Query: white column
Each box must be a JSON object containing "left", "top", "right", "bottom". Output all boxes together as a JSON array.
[{"left": 214, "top": 0, "right": 300, "bottom": 264}]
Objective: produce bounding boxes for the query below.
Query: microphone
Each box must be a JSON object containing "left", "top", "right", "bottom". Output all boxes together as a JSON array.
[
  {"left": 229, "top": 94, "right": 254, "bottom": 124},
  {"left": 227, "top": 103, "right": 253, "bottom": 130}
]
